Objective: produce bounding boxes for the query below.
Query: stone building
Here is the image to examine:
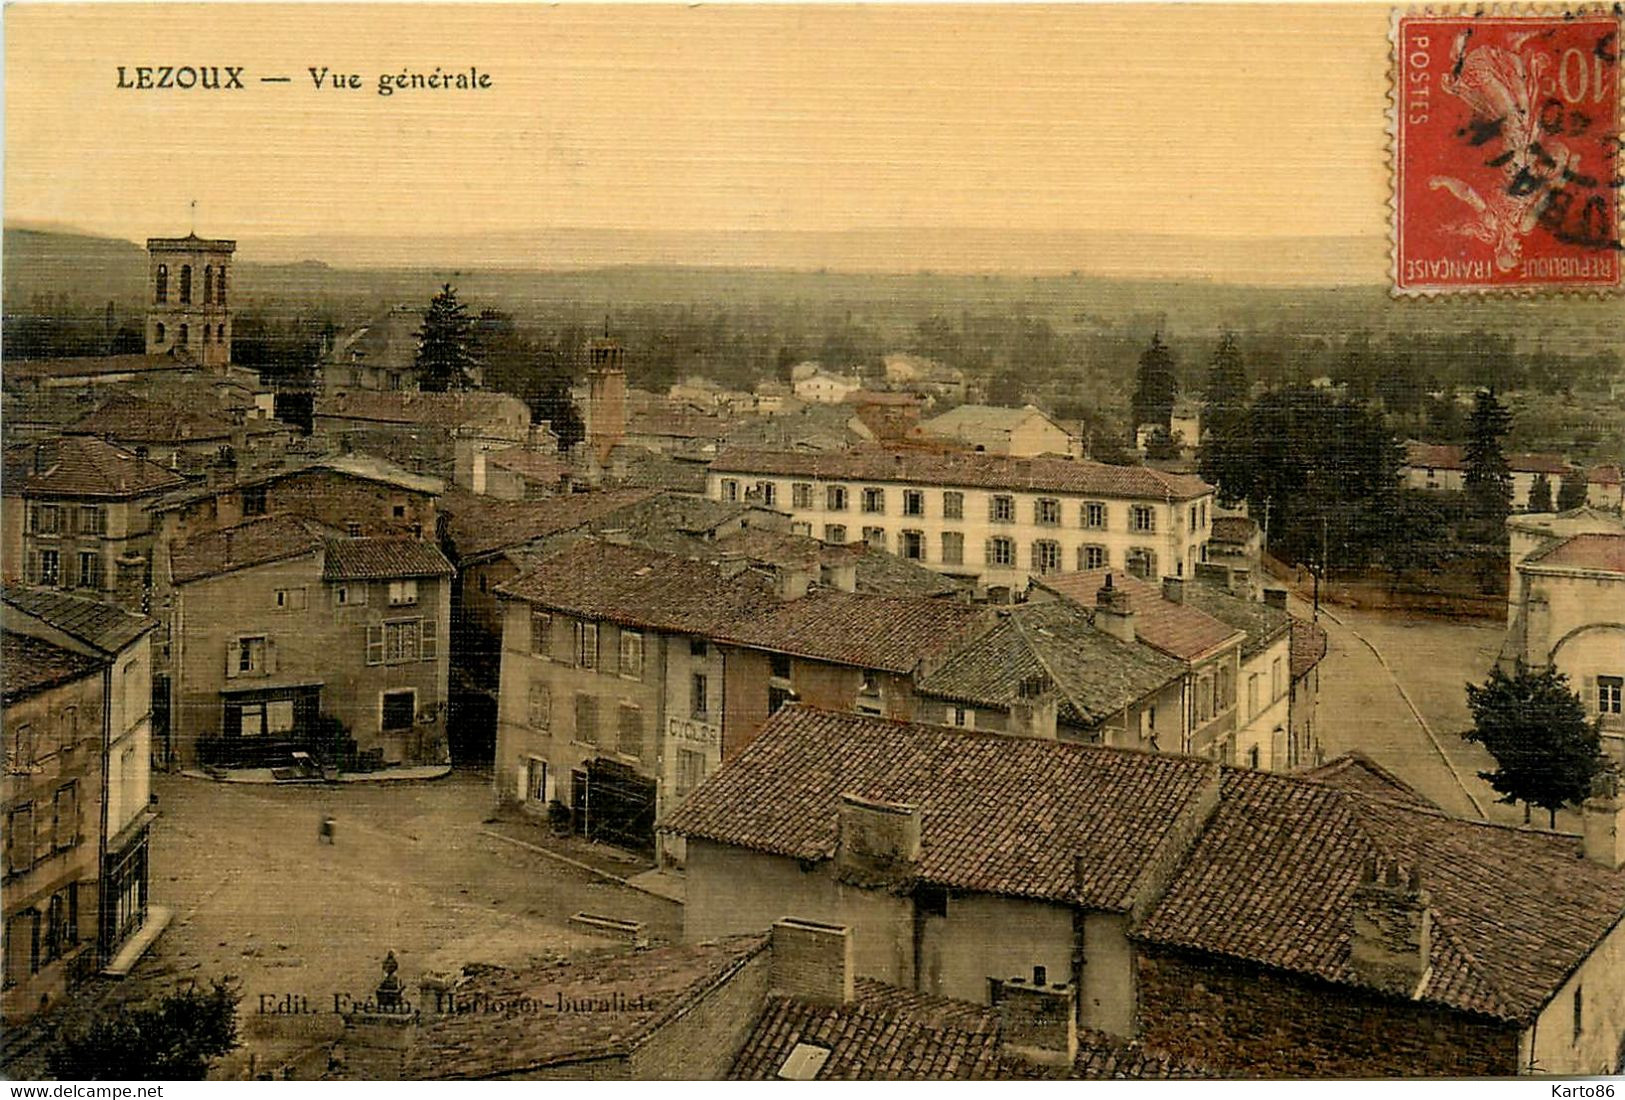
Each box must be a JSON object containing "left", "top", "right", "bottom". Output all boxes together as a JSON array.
[
  {"left": 146, "top": 234, "right": 234, "bottom": 370},
  {"left": 666, "top": 705, "right": 1625, "bottom": 1077},
  {"left": 164, "top": 516, "right": 454, "bottom": 770},
  {"left": 708, "top": 447, "right": 1214, "bottom": 593}
]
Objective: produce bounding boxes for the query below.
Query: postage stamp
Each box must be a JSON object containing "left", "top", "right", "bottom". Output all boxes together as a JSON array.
[{"left": 1392, "top": 8, "right": 1623, "bottom": 295}]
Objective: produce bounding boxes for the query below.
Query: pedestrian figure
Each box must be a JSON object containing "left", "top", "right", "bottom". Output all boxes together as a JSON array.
[{"left": 319, "top": 816, "right": 336, "bottom": 844}]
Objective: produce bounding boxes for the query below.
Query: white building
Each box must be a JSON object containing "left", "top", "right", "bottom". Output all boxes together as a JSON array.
[
  {"left": 1504, "top": 532, "right": 1625, "bottom": 765},
  {"left": 920, "top": 404, "right": 1076, "bottom": 457},
  {"left": 709, "top": 448, "right": 1215, "bottom": 592},
  {"left": 792, "top": 369, "right": 863, "bottom": 405}
]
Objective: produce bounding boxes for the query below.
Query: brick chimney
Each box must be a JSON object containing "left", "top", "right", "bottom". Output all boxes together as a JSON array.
[
  {"left": 769, "top": 918, "right": 854, "bottom": 1006},
  {"left": 1161, "top": 576, "right": 1185, "bottom": 604},
  {"left": 1582, "top": 774, "right": 1625, "bottom": 870},
  {"left": 1194, "top": 562, "right": 1234, "bottom": 592},
  {"left": 993, "top": 974, "right": 1077, "bottom": 1068},
  {"left": 836, "top": 793, "right": 920, "bottom": 887},
  {"left": 1263, "top": 588, "right": 1288, "bottom": 611},
  {"left": 819, "top": 560, "right": 857, "bottom": 593},
  {"left": 1349, "top": 856, "right": 1431, "bottom": 997},
  {"left": 1008, "top": 672, "right": 1059, "bottom": 740},
  {"left": 1094, "top": 574, "right": 1136, "bottom": 645}
]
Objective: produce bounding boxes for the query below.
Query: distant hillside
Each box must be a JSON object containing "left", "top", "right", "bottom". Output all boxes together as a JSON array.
[{"left": 3, "top": 227, "right": 148, "bottom": 311}]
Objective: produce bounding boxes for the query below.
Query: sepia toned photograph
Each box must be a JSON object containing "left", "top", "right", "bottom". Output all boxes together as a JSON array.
[{"left": 1, "top": 1, "right": 1622, "bottom": 1085}]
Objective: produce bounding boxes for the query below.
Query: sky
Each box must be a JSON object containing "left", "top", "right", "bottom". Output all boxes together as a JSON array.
[{"left": 4, "top": 4, "right": 1395, "bottom": 277}]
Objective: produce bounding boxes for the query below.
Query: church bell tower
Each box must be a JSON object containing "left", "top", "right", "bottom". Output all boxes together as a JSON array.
[{"left": 146, "top": 233, "right": 235, "bottom": 370}]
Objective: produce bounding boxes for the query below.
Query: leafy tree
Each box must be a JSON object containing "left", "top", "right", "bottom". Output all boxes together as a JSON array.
[
  {"left": 1528, "top": 472, "right": 1554, "bottom": 514},
  {"left": 1558, "top": 466, "right": 1589, "bottom": 511},
  {"left": 475, "top": 310, "right": 585, "bottom": 448},
  {"left": 415, "top": 284, "right": 480, "bottom": 392},
  {"left": 1131, "top": 333, "right": 1178, "bottom": 430},
  {"left": 47, "top": 977, "right": 241, "bottom": 1080},
  {"left": 1463, "top": 389, "right": 1513, "bottom": 522},
  {"left": 1463, "top": 663, "right": 1609, "bottom": 828}
]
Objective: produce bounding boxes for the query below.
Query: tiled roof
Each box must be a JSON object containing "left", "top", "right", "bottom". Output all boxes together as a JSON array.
[
  {"left": 1303, "top": 752, "right": 1437, "bottom": 810},
  {"left": 1002, "top": 1029, "right": 1212, "bottom": 1080},
  {"left": 710, "top": 530, "right": 963, "bottom": 598},
  {"left": 5, "top": 353, "right": 196, "bottom": 383},
  {"left": 66, "top": 393, "right": 236, "bottom": 443},
  {"left": 1181, "top": 582, "right": 1290, "bottom": 659},
  {"left": 170, "top": 515, "right": 323, "bottom": 585},
  {"left": 1209, "top": 515, "right": 1258, "bottom": 544},
  {"left": 315, "top": 390, "right": 529, "bottom": 433},
  {"left": 918, "top": 601, "right": 1183, "bottom": 728},
  {"left": 626, "top": 408, "right": 729, "bottom": 440},
  {"left": 717, "top": 589, "right": 988, "bottom": 674},
  {"left": 1289, "top": 617, "right": 1328, "bottom": 680},
  {"left": 729, "top": 979, "right": 1004, "bottom": 1080},
  {"left": 484, "top": 446, "right": 572, "bottom": 483},
  {"left": 406, "top": 936, "right": 769, "bottom": 1079},
  {"left": 2, "top": 631, "right": 105, "bottom": 703},
  {"left": 146, "top": 452, "right": 444, "bottom": 515},
  {"left": 2, "top": 585, "right": 157, "bottom": 655},
  {"left": 1135, "top": 770, "right": 1625, "bottom": 1024},
  {"left": 438, "top": 488, "right": 658, "bottom": 562},
  {"left": 322, "top": 537, "right": 453, "bottom": 581},
  {"left": 1509, "top": 451, "right": 1572, "bottom": 476},
  {"left": 1589, "top": 464, "right": 1622, "bottom": 487},
  {"left": 711, "top": 447, "right": 1211, "bottom": 501},
  {"left": 663, "top": 706, "right": 1220, "bottom": 908},
  {"left": 4, "top": 437, "right": 188, "bottom": 499},
  {"left": 1036, "top": 570, "right": 1244, "bottom": 661},
  {"left": 921, "top": 403, "right": 1058, "bottom": 439},
  {"left": 1521, "top": 532, "right": 1625, "bottom": 576},
  {"left": 609, "top": 448, "right": 712, "bottom": 494},
  {"left": 497, "top": 539, "right": 780, "bottom": 637},
  {"left": 850, "top": 547, "right": 967, "bottom": 598},
  {"left": 1403, "top": 440, "right": 1466, "bottom": 471}
]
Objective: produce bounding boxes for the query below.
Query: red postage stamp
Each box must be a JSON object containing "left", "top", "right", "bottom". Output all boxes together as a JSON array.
[{"left": 1392, "top": 9, "right": 1623, "bottom": 294}]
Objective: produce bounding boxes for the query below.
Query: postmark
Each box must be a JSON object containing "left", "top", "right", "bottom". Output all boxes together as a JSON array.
[{"left": 1391, "top": 7, "right": 1623, "bottom": 295}]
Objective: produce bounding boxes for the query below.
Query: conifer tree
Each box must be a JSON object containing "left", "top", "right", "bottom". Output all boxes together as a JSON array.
[{"left": 415, "top": 284, "right": 480, "bottom": 392}]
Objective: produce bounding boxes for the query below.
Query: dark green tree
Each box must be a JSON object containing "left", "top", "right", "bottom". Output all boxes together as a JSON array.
[
  {"left": 415, "top": 284, "right": 480, "bottom": 392},
  {"left": 47, "top": 977, "right": 241, "bottom": 1080},
  {"left": 1463, "top": 389, "right": 1513, "bottom": 522},
  {"left": 1131, "top": 333, "right": 1178, "bottom": 430},
  {"left": 475, "top": 310, "right": 585, "bottom": 449},
  {"left": 1528, "top": 472, "right": 1554, "bottom": 514},
  {"left": 1204, "top": 331, "right": 1249, "bottom": 425},
  {"left": 1558, "top": 466, "right": 1589, "bottom": 511},
  {"left": 1143, "top": 425, "right": 1181, "bottom": 461},
  {"left": 1463, "top": 663, "right": 1608, "bottom": 827},
  {"left": 1197, "top": 333, "right": 1252, "bottom": 504}
]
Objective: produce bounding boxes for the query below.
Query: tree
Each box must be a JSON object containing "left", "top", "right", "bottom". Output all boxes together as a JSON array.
[
  {"left": 1197, "top": 333, "right": 1252, "bottom": 505},
  {"left": 1463, "top": 663, "right": 1609, "bottom": 827},
  {"left": 1203, "top": 331, "right": 1249, "bottom": 425},
  {"left": 415, "top": 284, "right": 480, "bottom": 392},
  {"left": 47, "top": 977, "right": 241, "bottom": 1080},
  {"left": 1558, "top": 466, "right": 1589, "bottom": 511},
  {"left": 1528, "top": 472, "right": 1554, "bottom": 514},
  {"left": 1143, "top": 425, "right": 1181, "bottom": 461},
  {"left": 1131, "top": 333, "right": 1178, "bottom": 430},
  {"left": 475, "top": 310, "right": 585, "bottom": 449},
  {"left": 1463, "top": 389, "right": 1513, "bottom": 522}
]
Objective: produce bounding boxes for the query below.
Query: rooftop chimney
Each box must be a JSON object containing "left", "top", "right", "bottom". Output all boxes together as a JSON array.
[
  {"left": 819, "top": 560, "right": 857, "bottom": 594},
  {"left": 836, "top": 793, "right": 921, "bottom": 888},
  {"left": 1008, "top": 672, "right": 1059, "bottom": 741},
  {"left": 770, "top": 918, "right": 854, "bottom": 1006},
  {"left": 717, "top": 551, "right": 748, "bottom": 580},
  {"left": 1349, "top": 856, "right": 1431, "bottom": 997},
  {"left": 1194, "top": 562, "right": 1234, "bottom": 592},
  {"left": 113, "top": 552, "right": 148, "bottom": 614},
  {"left": 1263, "top": 588, "right": 1289, "bottom": 611},
  {"left": 1582, "top": 774, "right": 1625, "bottom": 870},
  {"left": 1094, "top": 573, "right": 1137, "bottom": 645},
  {"left": 775, "top": 564, "right": 813, "bottom": 600},
  {"left": 994, "top": 975, "right": 1078, "bottom": 1068},
  {"left": 1162, "top": 576, "right": 1185, "bottom": 604}
]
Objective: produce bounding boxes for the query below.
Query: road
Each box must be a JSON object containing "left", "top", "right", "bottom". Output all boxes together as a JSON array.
[
  {"left": 59, "top": 769, "right": 682, "bottom": 1079},
  {"left": 1304, "top": 597, "right": 1578, "bottom": 830}
]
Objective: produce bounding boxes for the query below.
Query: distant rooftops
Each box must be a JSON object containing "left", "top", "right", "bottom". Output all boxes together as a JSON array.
[
  {"left": 711, "top": 447, "right": 1211, "bottom": 501},
  {"left": 1403, "top": 440, "right": 1571, "bottom": 476}
]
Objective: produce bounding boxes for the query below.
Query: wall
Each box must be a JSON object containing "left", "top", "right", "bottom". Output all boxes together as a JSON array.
[
  {"left": 1135, "top": 945, "right": 1521, "bottom": 1077},
  {"left": 2, "top": 671, "right": 105, "bottom": 1025},
  {"left": 917, "top": 892, "right": 1075, "bottom": 1010},
  {"left": 1524, "top": 569, "right": 1625, "bottom": 761},
  {"left": 1235, "top": 633, "right": 1291, "bottom": 772},
  {"left": 708, "top": 469, "right": 1210, "bottom": 588},
  {"left": 1524, "top": 911, "right": 1625, "bottom": 1074},
  {"left": 626, "top": 945, "right": 772, "bottom": 1080},
  {"left": 1289, "top": 661, "right": 1321, "bottom": 771}
]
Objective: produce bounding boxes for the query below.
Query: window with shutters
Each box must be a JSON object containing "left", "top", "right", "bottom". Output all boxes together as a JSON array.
[
  {"left": 38, "top": 550, "right": 61, "bottom": 588},
  {"left": 388, "top": 579, "right": 418, "bottom": 606},
  {"left": 756, "top": 481, "right": 778, "bottom": 506},
  {"left": 233, "top": 636, "right": 267, "bottom": 676},
  {"left": 823, "top": 524, "right": 847, "bottom": 544},
  {"left": 1078, "top": 544, "right": 1107, "bottom": 570},
  {"left": 385, "top": 620, "right": 419, "bottom": 663},
  {"left": 530, "top": 611, "right": 553, "bottom": 656},
  {"left": 826, "top": 485, "right": 849, "bottom": 511},
  {"left": 1082, "top": 501, "right": 1107, "bottom": 529},
  {"left": 77, "top": 552, "right": 101, "bottom": 590},
  {"left": 32, "top": 504, "right": 62, "bottom": 534},
  {"left": 7, "top": 725, "right": 35, "bottom": 775},
  {"left": 721, "top": 478, "right": 740, "bottom": 502},
  {"left": 942, "top": 492, "right": 964, "bottom": 520},
  {"left": 366, "top": 621, "right": 424, "bottom": 665},
  {"left": 903, "top": 490, "right": 924, "bottom": 516},
  {"left": 574, "top": 693, "right": 599, "bottom": 744},
  {"left": 1032, "top": 540, "right": 1060, "bottom": 575},
  {"left": 617, "top": 704, "right": 644, "bottom": 757},
  {"left": 619, "top": 631, "right": 644, "bottom": 680},
  {"left": 1035, "top": 498, "right": 1061, "bottom": 526},
  {"left": 335, "top": 584, "right": 367, "bottom": 607},
  {"left": 790, "top": 521, "right": 812, "bottom": 537},
  {"left": 941, "top": 532, "right": 964, "bottom": 565},
  {"left": 78, "top": 506, "right": 106, "bottom": 535},
  {"left": 862, "top": 526, "right": 886, "bottom": 550},
  {"left": 1598, "top": 676, "right": 1622, "bottom": 715},
  {"left": 274, "top": 587, "right": 307, "bottom": 611},
  {"left": 990, "top": 495, "right": 1015, "bottom": 523},
  {"left": 900, "top": 530, "right": 925, "bottom": 560},
  {"left": 382, "top": 690, "right": 415, "bottom": 732},
  {"left": 52, "top": 783, "right": 77, "bottom": 852},
  {"left": 1126, "top": 548, "right": 1157, "bottom": 579},
  {"left": 419, "top": 619, "right": 439, "bottom": 661},
  {"left": 5, "top": 804, "right": 33, "bottom": 874},
  {"left": 1131, "top": 505, "right": 1157, "bottom": 533},
  {"left": 576, "top": 622, "right": 599, "bottom": 669},
  {"left": 861, "top": 487, "right": 885, "bottom": 514},
  {"left": 792, "top": 482, "right": 814, "bottom": 508},
  {"left": 986, "top": 536, "right": 1015, "bottom": 567},
  {"left": 527, "top": 683, "right": 551, "bottom": 729},
  {"left": 675, "top": 748, "right": 706, "bottom": 799}
]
